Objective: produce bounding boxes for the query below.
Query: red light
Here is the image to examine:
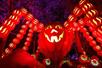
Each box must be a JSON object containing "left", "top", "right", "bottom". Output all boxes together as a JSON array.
[
  {"left": 32, "top": 19, "right": 39, "bottom": 25},
  {"left": 13, "top": 38, "right": 20, "bottom": 44},
  {"left": 9, "top": 43, "right": 16, "bottom": 49},
  {"left": 26, "top": 37, "right": 32, "bottom": 42},
  {"left": 28, "top": 32, "right": 33, "bottom": 36},
  {"left": 20, "top": 8, "right": 28, "bottom": 15},
  {"left": 19, "top": 29, "right": 26, "bottom": 34},
  {"left": 16, "top": 33, "right": 23, "bottom": 40},
  {"left": 24, "top": 41, "right": 30, "bottom": 46}
]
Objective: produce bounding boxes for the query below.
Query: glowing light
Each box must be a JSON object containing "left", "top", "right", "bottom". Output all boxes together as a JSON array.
[
  {"left": 14, "top": 16, "right": 18, "bottom": 20},
  {"left": 68, "top": 15, "right": 73, "bottom": 20},
  {"left": 24, "top": 41, "right": 30, "bottom": 46},
  {"left": 78, "top": 19, "right": 84, "bottom": 25},
  {"left": 87, "top": 36, "right": 93, "bottom": 41},
  {"left": 81, "top": 55, "right": 88, "bottom": 60},
  {"left": 4, "top": 20, "right": 8, "bottom": 25},
  {"left": 84, "top": 5, "right": 88, "bottom": 10},
  {"left": 44, "top": 32, "right": 64, "bottom": 43},
  {"left": 46, "top": 25, "right": 52, "bottom": 30},
  {"left": 45, "top": 59, "right": 51, "bottom": 66},
  {"left": 13, "top": 10, "right": 17, "bottom": 14},
  {"left": 33, "top": 26, "right": 38, "bottom": 31},
  {"left": 1, "top": 53, "right": 5, "bottom": 59},
  {"left": 88, "top": 11, "right": 93, "bottom": 17},
  {"left": 90, "top": 40, "right": 96, "bottom": 47},
  {"left": 79, "top": 0, "right": 86, "bottom": 6},
  {"left": 5, "top": 48, "right": 11, "bottom": 54},
  {"left": 96, "top": 17, "right": 101, "bottom": 23},
  {"left": 55, "top": 25, "right": 62, "bottom": 29},
  {"left": 22, "top": 46, "right": 28, "bottom": 50},
  {"left": 92, "top": 19, "right": 97, "bottom": 26},
  {"left": 16, "top": 33, "right": 23, "bottom": 40},
  {"left": 26, "top": 37, "right": 32, "bottom": 42},
  {"left": 16, "top": 10, "right": 20, "bottom": 14},
  {"left": 76, "top": 10, "right": 81, "bottom": 16},
  {"left": 79, "top": 54, "right": 88, "bottom": 64},
  {"left": 19, "top": 29, "right": 26, "bottom": 34},
  {"left": 29, "top": 23, "right": 33, "bottom": 28},
  {"left": 26, "top": 14, "right": 33, "bottom": 20},
  {"left": 96, "top": 37, "right": 102, "bottom": 43},
  {"left": 97, "top": 28, "right": 102, "bottom": 34},
  {"left": 25, "top": 21, "right": 30, "bottom": 25},
  {"left": 21, "top": 25, "right": 27, "bottom": 29},
  {"left": 7, "top": 20, "right": 12, "bottom": 26},
  {"left": 13, "top": 38, "right": 20, "bottom": 44},
  {"left": 87, "top": 3, "right": 93, "bottom": 8},
  {"left": 9, "top": 15, "right": 12, "bottom": 19},
  {"left": 21, "top": 8, "right": 27, "bottom": 14},
  {"left": 0, "top": 26, "right": 3, "bottom": 31},
  {"left": 91, "top": 59, "right": 99, "bottom": 66},
  {"left": 12, "top": 15, "right": 15, "bottom": 19},
  {"left": 1, "top": 28, "right": 7, "bottom": 33},
  {"left": 73, "top": 7, "right": 78, "bottom": 13},
  {"left": 9, "top": 43, "right": 16, "bottom": 49},
  {"left": 39, "top": 23, "right": 44, "bottom": 29},
  {"left": 93, "top": 45, "right": 101, "bottom": 52},
  {"left": 32, "top": 19, "right": 39, "bottom": 24},
  {"left": 29, "top": 29, "right": 33, "bottom": 33},
  {"left": 4, "top": 30, "right": 9, "bottom": 35},
  {"left": 13, "top": 10, "right": 20, "bottom": 15},
  {"left": 51, "top": 29, "right": 58, "bottom": 33},
  {"left": 64, "top": 21, "right": 69, "bottom": 27},
  {"left": 96, "top": 46, "right": 101, "bottom": 50},
  {"left": 82, "top": 7, "right": 86, "bottom": 12},
  {"left": 27, "top": 33, "right": 32, "bottom": 37},
  {"left": 10, "top": 22, "right": 14, "bottom": 27},
  {"left": 91, "top": 9, "right": 97, "bottom": 15},
  {"left": 73, "top": 7, "right": 80, "bottom": 15},
  {"left": 68, "top": 15, "right": 74, "bottom": 22},
  {"left": 73, "top": 22, "right": 78, "bottom": 28}
]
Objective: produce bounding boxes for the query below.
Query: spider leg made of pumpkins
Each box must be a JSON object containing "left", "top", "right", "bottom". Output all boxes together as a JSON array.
[
  {"left": 77, "top": 0, "right": 102, "bottom": 57},
  {"left": 64, "top": 0, "right": 102, "bottom": 56},
  {"left": 73, "top": 0, "right": 93, "bottom": 54},
  {"left": 0, "top": 8, "right": 44, "bottom": 59},
  {"left": 63, "top": 0, "right": 90, "bottom": 54},
  {"left": 77, "top": 2, "right": 102, "bottom": 57}
]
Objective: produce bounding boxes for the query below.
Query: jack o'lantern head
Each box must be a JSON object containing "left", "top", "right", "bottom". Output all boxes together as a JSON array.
[
  {"left": 43, "top": 23, "right": 64, "bottom": 43},
  {"left": 38, "top": 23, "right": 74, "bottom": 62}
]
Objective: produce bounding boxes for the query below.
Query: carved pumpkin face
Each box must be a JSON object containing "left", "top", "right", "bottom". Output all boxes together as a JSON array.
[
  {"left": 44, "top": 24, "right": 64, "bottom": 43},
  {"left": 38, "top": 23, "right": 74, "bottom": 62}
]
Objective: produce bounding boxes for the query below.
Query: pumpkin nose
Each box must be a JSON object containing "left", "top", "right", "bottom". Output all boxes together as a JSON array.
[{"left": 51, "top": 29, "right": 58, "bottom": 33}]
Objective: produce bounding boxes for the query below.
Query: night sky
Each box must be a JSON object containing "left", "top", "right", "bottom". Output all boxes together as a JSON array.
[
  {"left": 0, "top": 0, "right": 80, "bottom": 24},
  {"left": 0, "top": 0, "right": 102, "bottom": 24}
]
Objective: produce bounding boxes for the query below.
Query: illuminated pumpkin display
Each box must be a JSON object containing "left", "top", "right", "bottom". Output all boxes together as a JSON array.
[
  {"left": 38, "top": 23, "right": 74, "bottom": 63},
  {"left": 0, "top": 0, "right": 102, "bottom": 68}
]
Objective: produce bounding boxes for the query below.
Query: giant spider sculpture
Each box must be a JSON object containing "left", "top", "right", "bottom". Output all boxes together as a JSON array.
[{"left": 0, "top": 0, "right": 102, "bottom": 68}]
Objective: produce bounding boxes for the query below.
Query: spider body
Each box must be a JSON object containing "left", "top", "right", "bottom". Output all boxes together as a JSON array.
[{"left": 38, "top": 24, "right": 74, "bottom": 63}]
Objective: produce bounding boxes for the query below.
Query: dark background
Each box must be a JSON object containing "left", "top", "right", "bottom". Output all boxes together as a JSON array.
[{"left": 0, "top": 0, "right": 102, "bottom": 24}]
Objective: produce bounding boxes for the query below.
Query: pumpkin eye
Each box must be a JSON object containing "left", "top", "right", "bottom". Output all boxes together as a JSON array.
[
  {"left": 46, "top": 25, "right": 52, "bottom": 30},
  {"left": 55, "top": 25, "right": 62, "bottom": 29}
]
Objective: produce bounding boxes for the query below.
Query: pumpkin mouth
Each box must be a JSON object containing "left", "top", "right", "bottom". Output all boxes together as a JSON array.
[{"left": 44, "top": 31, "right": 64, "bottom": 43}]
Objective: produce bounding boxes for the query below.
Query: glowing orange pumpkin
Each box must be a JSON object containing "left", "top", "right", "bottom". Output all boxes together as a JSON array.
[{"left": 38, "top": 23, "right": 74, "bottom": 62}]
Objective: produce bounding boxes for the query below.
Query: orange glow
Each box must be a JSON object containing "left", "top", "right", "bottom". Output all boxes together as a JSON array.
[
  {"left": 13, "top": 38, "right": 20, "bottom": 44},
  {"left": 32, "top": 19, "right": 39, "bottom": 25},
  {"left": 16, "top": 33, "right": 23, "bottom": 40},
  {"left": 9, "top": 43, "right": 16, "bottom": 49}
]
